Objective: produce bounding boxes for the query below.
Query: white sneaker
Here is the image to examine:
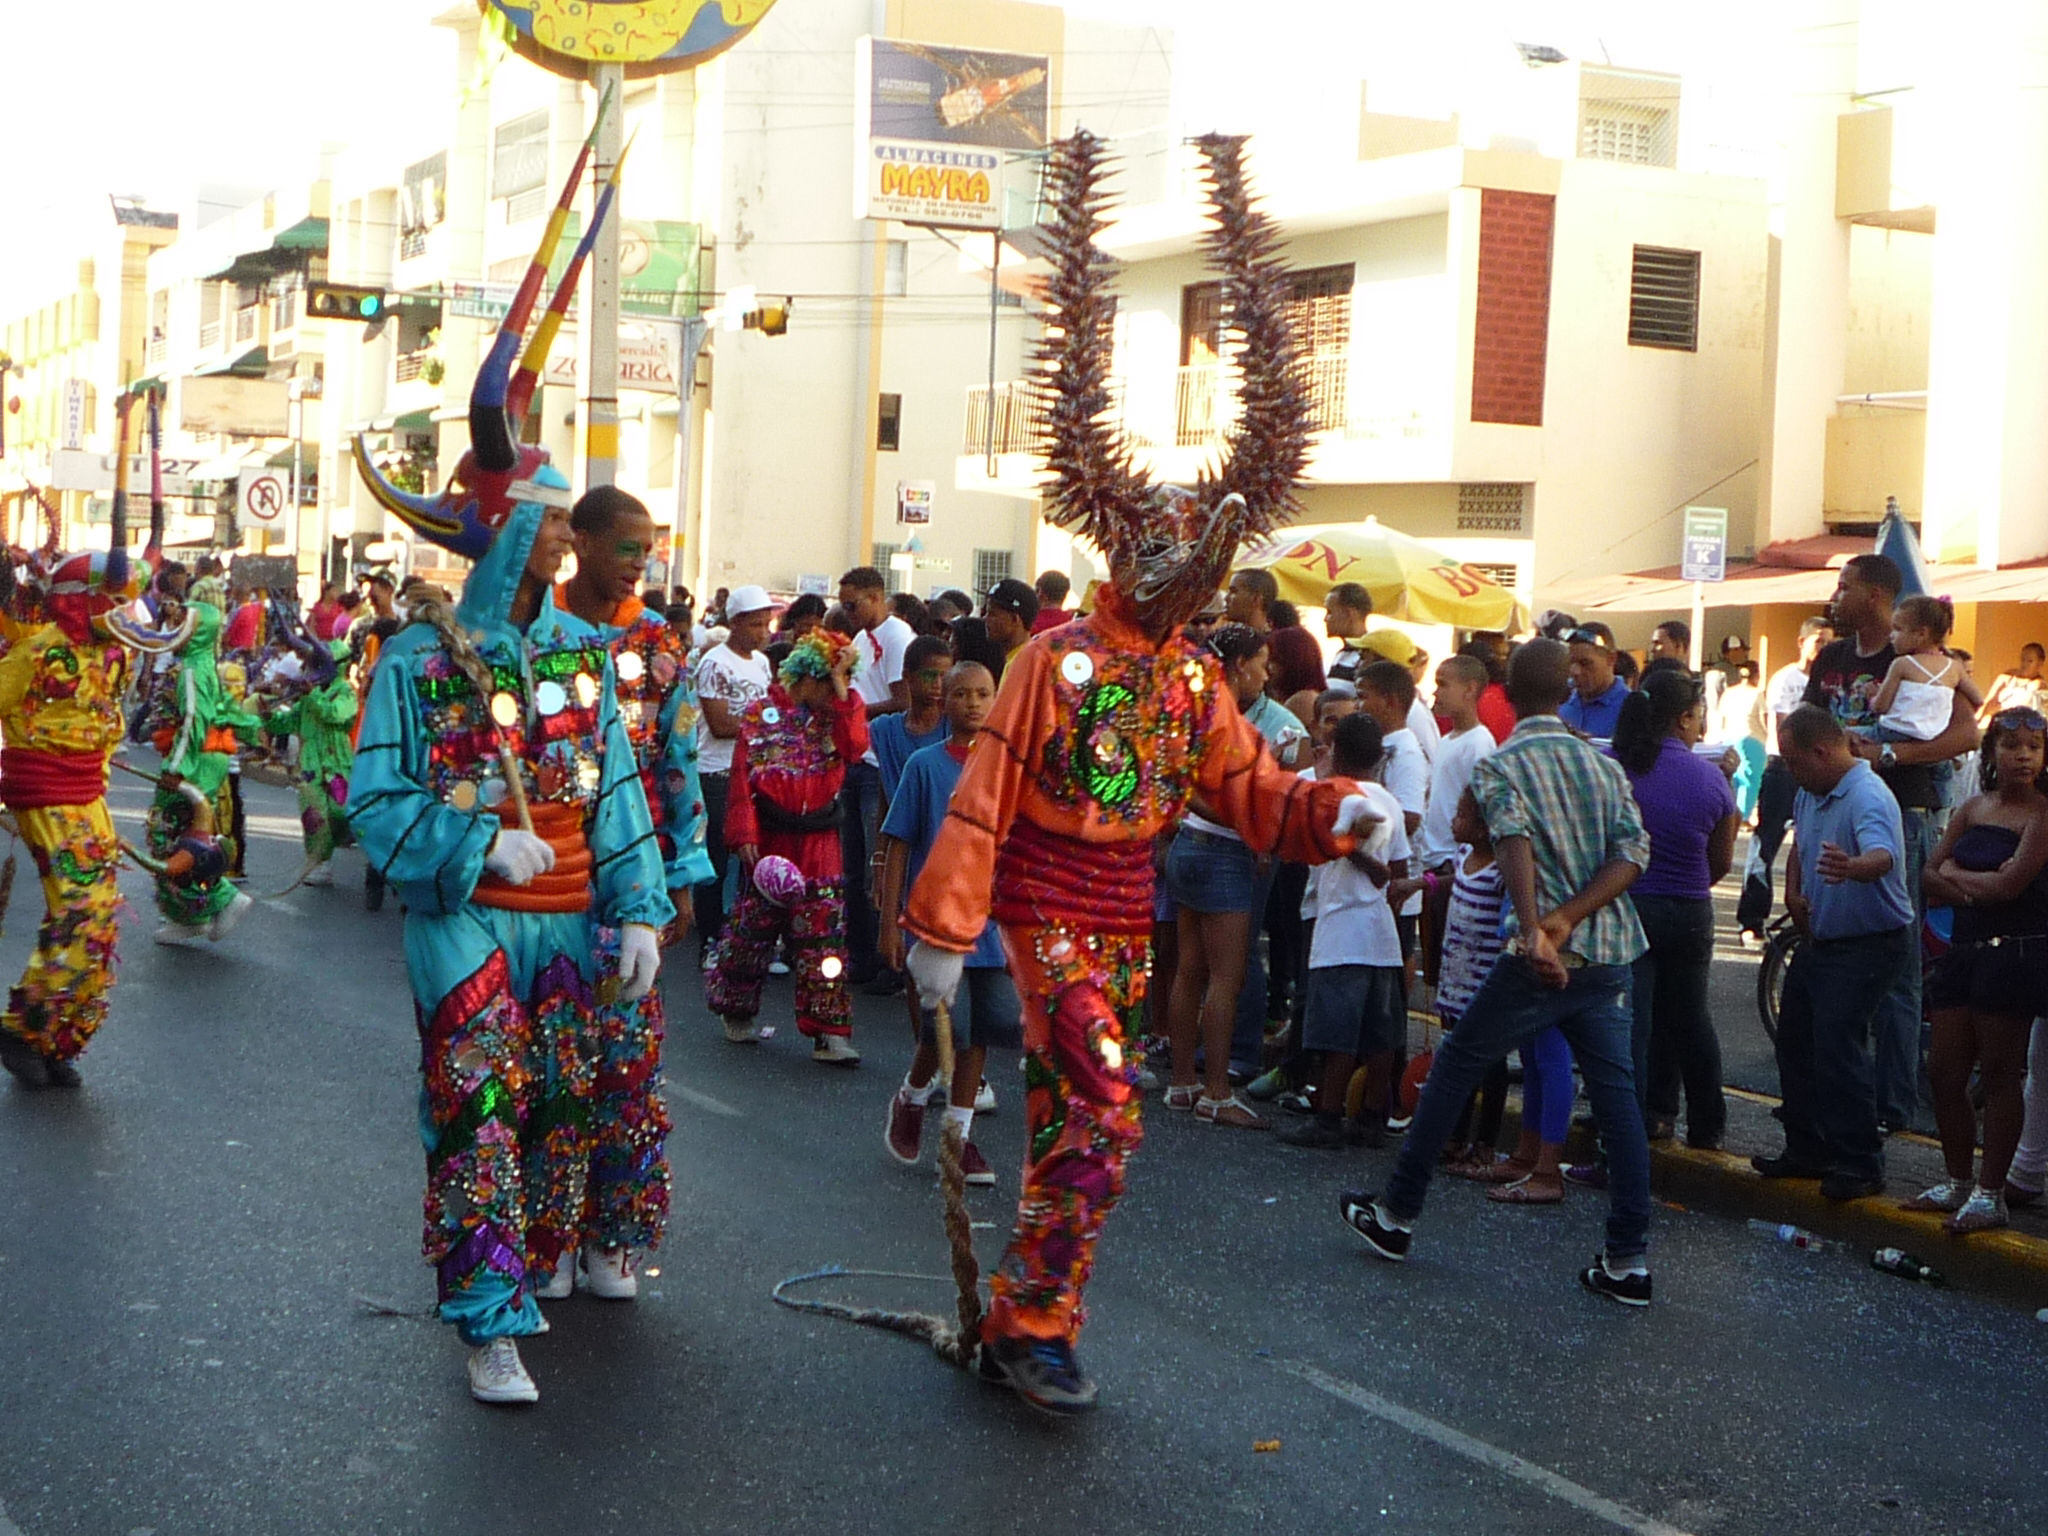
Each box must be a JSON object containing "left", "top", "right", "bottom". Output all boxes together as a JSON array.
[
  {"left": 536, "top": 1247, "right": 576, "bottom": 1300},
  {"left": 153, "top": 920, "right": 207, "bottom": 946},
  {"left": 303, "top": 861, "right": 335, "bottom": 887},
  {"left": 812, "top": 1034, "right": 862, "bottom": 1067},
  {"left": 466, "top": 1338, "right": 538, "bottom": 1404},
  {"left": 722, "top": 1015, "right": 761, "bottom": 1044},
  {"left": 577, "top": 1244, "right": 638, "bottom": 1301},
  {"left": 207, "top": 890, "right": 253, "bottom": 942},
  {"left": 974, "top": 1079, "right": 997, "bottom": 1114}
]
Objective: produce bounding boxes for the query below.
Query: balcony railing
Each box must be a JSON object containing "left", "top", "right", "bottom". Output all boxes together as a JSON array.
[
  {"left": 1175, "top": 352, "right": 1349, "bottom": 445},
  {"left": 232, "top": 305, "right": 261, "bottom": 344},
  {"left": 199, "top": 320, "right": 221, "bottom": 349},
  {"left": 395, "top": 349, "right": 430, "bottom": 384},
  {"left": 146, "top": 335, "right": 167, "bottom": 366},
  {"left": 961, "top": 379, "right": 1131, "bottom": 459},
  {"left": 271, "top": 287, "right": 298, "bottom": 330},
  {"left": 400, "top": 228, "right": 428, "bottom": 261}
]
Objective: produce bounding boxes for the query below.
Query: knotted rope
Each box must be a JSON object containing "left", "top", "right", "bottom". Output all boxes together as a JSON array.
[{"left": 772, "top": 999, "right": 986, "bottom": 1368}]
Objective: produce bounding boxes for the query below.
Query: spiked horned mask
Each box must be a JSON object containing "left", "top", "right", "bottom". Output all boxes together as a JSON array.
[
  {"left": 352, "top": 108, "right": 628, "bottom": 560},
  {"left": 1031, "top": 132, "right": 1311, "bottom": 636}
]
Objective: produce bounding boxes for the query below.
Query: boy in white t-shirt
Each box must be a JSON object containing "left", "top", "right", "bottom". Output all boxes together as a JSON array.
[
  {"left": 1413, "top": 654, "right": 1496, "bottom": 875},
  {"left": 1277, "top": 714, "right": 1410, "bottom": 1150}
]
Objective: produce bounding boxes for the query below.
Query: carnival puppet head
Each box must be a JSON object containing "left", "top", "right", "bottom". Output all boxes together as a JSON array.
[
  {"left": 1031, "top": 132, "right": 1310, "bottom": 639},
  {"left": 43, "top": 390, "right": 165, "bottom": 645},
  {"left": 350, "top": 108, "right": 627, "bottom": 564}
]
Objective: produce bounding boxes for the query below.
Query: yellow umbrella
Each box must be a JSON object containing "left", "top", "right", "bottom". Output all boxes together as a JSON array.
[{"left": 1237, "top": 517, "right": 1524, "bottom": 629}]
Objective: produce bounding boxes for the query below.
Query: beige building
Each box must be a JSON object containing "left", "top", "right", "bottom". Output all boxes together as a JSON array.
[{"left": 962, "top": 62, "right": 1770, "bottom": 615}]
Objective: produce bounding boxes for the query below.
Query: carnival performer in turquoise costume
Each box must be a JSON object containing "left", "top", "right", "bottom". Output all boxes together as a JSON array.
[
  {"left": 554, "top": 483, "right": 714, "bottom": 1289},
  {"left": 347, "top": 122, "right": 672, "bottom": 1407}
]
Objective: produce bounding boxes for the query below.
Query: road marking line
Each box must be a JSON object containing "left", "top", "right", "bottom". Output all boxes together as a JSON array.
[
  {"left": 666, "top": 1082, "right": 742, "bottom": 1119},
  {"left": 1272, "top": 1359, "right": 1694, "bottom": 1536},
  {"left": 0, "top": 1497, "right": 24, "bottom": 1536}
]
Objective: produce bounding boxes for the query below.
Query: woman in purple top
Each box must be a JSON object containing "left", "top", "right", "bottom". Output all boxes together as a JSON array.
[{"left": 1613, "top": 667, "right": 1740, "bottom": 1148}]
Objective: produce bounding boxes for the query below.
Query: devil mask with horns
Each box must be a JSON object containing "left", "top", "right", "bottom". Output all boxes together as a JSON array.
[
  {"left": 1031, "top": 131, "right": 1311, "bottom": 639},
  {"left": 351, "top": 111, "right": 626, "bottom": 563}
]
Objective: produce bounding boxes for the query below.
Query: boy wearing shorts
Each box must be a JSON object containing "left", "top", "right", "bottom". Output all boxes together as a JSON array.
[{"left": 879, "top": 662, "right": 1017, "bottom": 1184}]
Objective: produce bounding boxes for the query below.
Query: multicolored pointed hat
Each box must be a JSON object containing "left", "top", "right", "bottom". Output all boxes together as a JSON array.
[{"left": 352, "top": 104, "right": 628, "bottom": 559}]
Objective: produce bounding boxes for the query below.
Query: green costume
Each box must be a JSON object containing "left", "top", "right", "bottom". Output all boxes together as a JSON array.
[
  {"left": 264, "top": 640, "right": 358, "bottom": 867},
  {"left": 147, "top": 602, "right": 261, "bottom": 926}
]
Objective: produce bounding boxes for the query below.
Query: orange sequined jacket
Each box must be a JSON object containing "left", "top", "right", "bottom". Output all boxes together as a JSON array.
[{"left": 903, "top": 586, "right": 1358, "bottom": 952}]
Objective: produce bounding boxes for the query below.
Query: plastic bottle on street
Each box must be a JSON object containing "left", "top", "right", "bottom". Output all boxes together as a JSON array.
[
  {"left": 1871, "top": 1247, "right": 1946, "bottom": 1286},
  {"left": 1749, "top": 1219, "right": 1827, "bottom": 1251}
]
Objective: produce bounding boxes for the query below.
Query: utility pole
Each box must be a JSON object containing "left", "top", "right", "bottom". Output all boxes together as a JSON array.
[{"left": 584, "top": 60, "right": 625, "bottom": 491}]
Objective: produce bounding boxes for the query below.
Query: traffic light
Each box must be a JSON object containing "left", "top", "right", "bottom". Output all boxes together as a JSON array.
[
  {"left": 306, "top": 283, "right": 389, "bottom": 323},
  {"left": 744, "top": 299, "right": 791, "bottom": 336}
]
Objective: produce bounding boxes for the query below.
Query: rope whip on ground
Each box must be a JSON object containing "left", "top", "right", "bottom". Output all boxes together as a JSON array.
[{"left": 772, "top": 998, "right": 986, "bottom": 1369}]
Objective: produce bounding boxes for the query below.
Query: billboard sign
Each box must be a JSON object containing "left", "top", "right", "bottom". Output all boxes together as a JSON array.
[
  {"left": 180, "top": 374, "right": 290, "bottom": 438},
  {"left": 855, "top": 37, "right": 1050, "bottom": 231}
]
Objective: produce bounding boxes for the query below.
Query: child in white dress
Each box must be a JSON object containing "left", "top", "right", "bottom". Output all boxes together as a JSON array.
[{"left": 1863, "top": 595, "right": 1980, "bottom": 800}]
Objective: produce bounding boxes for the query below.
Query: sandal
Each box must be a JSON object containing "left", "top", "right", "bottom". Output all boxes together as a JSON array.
[
  {"left": 1458, "top": 1157, "right": 1537, "bottom": 1186},
  {"left": 1946, "top": 1186, "right": 2009, "bottom": 1234},
  {"left": 1163, "top": 1083, "right": 1201, "bottom": 1111},
  {"left": 1485, "top": 1174, "right": 1565, "bottom": 1205},
  {"left": 1900, "top": 1179, "right": 1970, "bottom": 1213},
  {"left": 1194, "top": 1093, "right": 1267, "bottom": 1130}
]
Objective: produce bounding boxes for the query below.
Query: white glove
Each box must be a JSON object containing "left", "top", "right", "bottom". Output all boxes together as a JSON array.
[
  {"left": 483, "top": 829, "right": 556, "bottom": 886},
  {"left": 1332, "top": 793, "right": 1384, "bottom": 839},
  {"left": 617, "top": 923, "right": 661, "bottom": 1004},
  {"left": 906, "top": 940, "right": 967, "bottom": 1009}
]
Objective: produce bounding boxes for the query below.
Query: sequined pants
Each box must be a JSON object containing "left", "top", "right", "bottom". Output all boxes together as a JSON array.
[
  {"left": 1, "top": 800, "right": 122, "bottom": 1063},
  {"left": 983, "top": 923, "right": 1150, "bottom": 1347},
  {"left": 147, "top": 779, "right": 240, "bottom": 927},
  {"left": 405, "top": 904, "right": 597, "bottom": 1345},
  {"left": 703, "top": 878, "right": 852, "bottom": 1037},
  {"left": 578, "top": 923, "right": 672, "bottom": 1251},
  {"left": 297, "top": 772, "right": 354, "bottom": 865}
]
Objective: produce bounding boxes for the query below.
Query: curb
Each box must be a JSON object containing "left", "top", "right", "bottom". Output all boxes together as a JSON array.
[{"left": 1645, "top": 1141, "right": 2048, "bottom": 1306}]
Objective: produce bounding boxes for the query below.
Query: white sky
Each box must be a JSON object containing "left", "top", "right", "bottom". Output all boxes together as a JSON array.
[{"left": 1, "top": 0, "right": 1787, "bottom": 304}]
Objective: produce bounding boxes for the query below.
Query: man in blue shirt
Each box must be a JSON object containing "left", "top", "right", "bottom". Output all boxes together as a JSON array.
[
  {"left": 1753, "top": 705, "right": 1913, "bottom": 1201},
  {"left": 1558, "top": 623, "right": 1632, "bottom": 739}
]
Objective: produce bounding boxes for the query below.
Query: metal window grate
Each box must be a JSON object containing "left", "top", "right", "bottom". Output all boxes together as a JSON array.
[
  {"left": 505, "top": 187, "right": 547, "bottom": 225},
  {"left": 1456, "top": 483, "right": 1526, "bottom": 533},
  {"left": 873, "top": 541, "right": 908, "bottom": 595},
  {"left": 1466, "top": 561, "right": 1520, "bottom": 591},
  {"left": 972, "top": 548, "right": 1012, "bottom": 597},
  {"left": 1579, "top": 105, "right": 1674, "bottom": 167},
  {"left": 493, "top": 110, "right": 549, "bottom": 199},
  {"left": 1628, "top": 246, "right": 1700, "bottom": 352}
]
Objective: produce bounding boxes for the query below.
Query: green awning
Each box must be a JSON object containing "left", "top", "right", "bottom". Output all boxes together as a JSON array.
[
  {"left": 205, "top": 216, "right": 330, "bottom": 284},
  {"left": 195, "top": 345, "right": 268, "bottom": 378}
]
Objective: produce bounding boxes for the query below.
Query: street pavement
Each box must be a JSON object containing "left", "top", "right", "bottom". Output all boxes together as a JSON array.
[{"left": 2, "top": 772, "right": 2046, "bottom": 1536}]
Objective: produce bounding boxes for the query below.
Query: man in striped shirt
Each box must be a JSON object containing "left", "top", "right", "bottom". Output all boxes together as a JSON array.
[{"left": 1340, "top": 638, "right": 1658, "bottom": 1305}]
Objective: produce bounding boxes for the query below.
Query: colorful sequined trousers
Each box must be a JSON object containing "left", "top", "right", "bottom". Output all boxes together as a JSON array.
[
  {"left": 146, "top": 778, "right": 239, "bottom": 926},
  {"left": 0, "top": 800, "right": 122, "bottom": 1062},
  {"left": 407, "top": 905, "right": 599, "bottom": 1345},
  {"left": 703, "top": 877, "right": 851, "bottom": 1037},
  {"left": 577, "top": 923, "right": 672, "bottom": 1250},
  {"left": 984, "top": 923, "right": 1151, "bottom": 1346},
  {"left": 297, "top": 773, "right": 353, "bottom": 865}
]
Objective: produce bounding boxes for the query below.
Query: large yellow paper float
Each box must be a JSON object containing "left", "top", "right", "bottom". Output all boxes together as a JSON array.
[
  {"left": 484, "top": 0, "right": 778, "bottom": 74},
  {"left": 1236, "top": 517, "right": 1525, "bottom": 630}
]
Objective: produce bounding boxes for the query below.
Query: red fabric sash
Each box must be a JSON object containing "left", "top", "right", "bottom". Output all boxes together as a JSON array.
[{"left": 1, "top": 748, "right": 108, "bottom": 809}]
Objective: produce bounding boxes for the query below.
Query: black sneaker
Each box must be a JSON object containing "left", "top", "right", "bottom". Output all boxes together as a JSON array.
[
  {"left": 1820, "top": 1171, "right": 1886, "bottom": 1202},
  {"left": 978, "top": 1334, "right": 1099, "bottom": 1416},
  {"left": 0, "top": 1034, "right": 50, "bottom": 1090},
  {"left": 1277, "top": 1114, "right": 1347, "bottom": 1150},
  {"left": 1578, "top": 1253, "right": 1653, "bottom": 1307},
  {"left": 1337, "top": 1189, "right": 1411, "bottom": 1261},
  {"left": 1751, "top": 1152, "right": 1827, "bottom": 1180}
]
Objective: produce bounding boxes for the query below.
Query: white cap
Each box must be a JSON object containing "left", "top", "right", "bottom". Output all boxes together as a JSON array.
[{"left": 725, "top": 583, "right": 775, "bottom": 618}]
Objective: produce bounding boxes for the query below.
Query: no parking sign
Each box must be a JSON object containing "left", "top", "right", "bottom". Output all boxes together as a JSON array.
[{"left": 238, "top": 471, "right": 287, "bottom": 529}]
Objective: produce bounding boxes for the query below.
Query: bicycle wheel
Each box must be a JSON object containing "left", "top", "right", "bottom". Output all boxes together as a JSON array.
[{"left": 1754, "top": 927, "right": 1799, "bottom": 1046}]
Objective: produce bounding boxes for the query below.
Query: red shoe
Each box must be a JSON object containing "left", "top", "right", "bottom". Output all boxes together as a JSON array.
[
  {"left": 959, "top": 1140, "right": 996, "bottom": 1187},
  {"left": 885, "top": 1086, "right": 926, "bottom": 1166}
]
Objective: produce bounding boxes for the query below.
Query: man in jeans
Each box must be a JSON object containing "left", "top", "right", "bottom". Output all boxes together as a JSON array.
[
  {"left": 837, "top": 566, "right": 913, "bottom": 984},
  {"left": 1802, "top": 553, "right": 1977, "bottom": 1130},
  {"left": 1340, "top": 639, "right": 1657, "bottom": 1305},
  {"left": 1752, "top": 705, "right": 1913, "bottom": 1201},
  {"left": 1737, "top": 615, "right": 1833, "bottom": 946}
]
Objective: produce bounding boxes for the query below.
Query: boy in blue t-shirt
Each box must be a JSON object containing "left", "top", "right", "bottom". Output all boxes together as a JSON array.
[
  {"left": 879, "top": 660, "right": 1016, "bottom": 1186},
  {"left": 870, "top": 635, "right": 953, "bottom": 806}
]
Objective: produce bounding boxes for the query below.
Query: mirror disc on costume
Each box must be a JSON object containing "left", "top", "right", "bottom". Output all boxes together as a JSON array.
[
  {"left": 616, "top": 650, "right": 645, "bottom": 684},
  {"left": 490, "top": 691, "right": 521, "bottom": 728},
  {"left": 535, "top": 679, "right": 568, "bottom": 717},
  {"left": 448, "top": 780, "right": 479, "bottom": 812},
  {"left": 762, "top": 706, "right": 781, "bottom": 726},
  {"left": 1183, "top": 661, "right": 1206, "bottom": 692},
  {"left": 577, "top": 757, "right": 602, "bottom": 792},
  {"left": 1061, "top": 651, "right": 1094, "bottom": 686},
  {"left": 574, "top": 672, "right": 599, "bottom": 709},
  {"left": 480, "top": 777, "right": 508, "bottom": 807}
]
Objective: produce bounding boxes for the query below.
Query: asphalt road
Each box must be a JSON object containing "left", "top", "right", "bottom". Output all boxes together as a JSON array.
[{"left": 0, "top": 774, "right": 2039, "bottom": 1536}]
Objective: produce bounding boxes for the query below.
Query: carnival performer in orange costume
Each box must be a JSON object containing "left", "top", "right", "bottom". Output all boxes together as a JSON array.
[{"left": 901, "top": 132, "right": 1378, "bottom": 1415}]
